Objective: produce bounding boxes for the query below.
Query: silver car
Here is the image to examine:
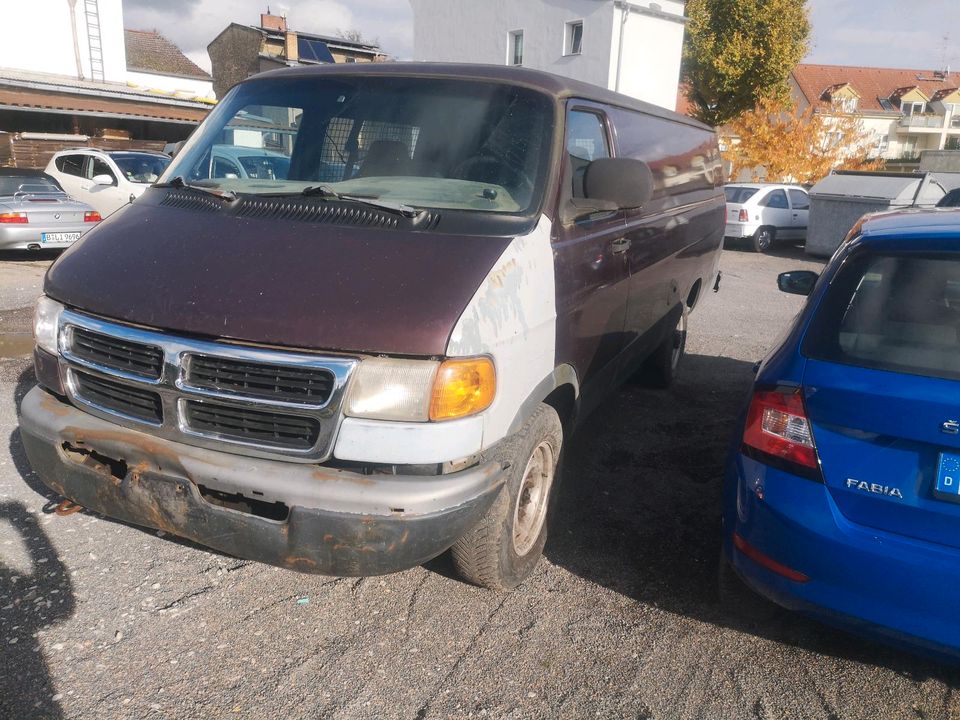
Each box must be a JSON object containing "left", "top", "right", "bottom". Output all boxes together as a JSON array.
[{"left": 0, "top": 170, "right": 100, "bottom": 250}]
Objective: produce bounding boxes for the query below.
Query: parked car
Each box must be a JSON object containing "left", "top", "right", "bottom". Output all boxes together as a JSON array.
[
  {"left": 0, "top": 168, "right": 100, "bottom": 250},
  {"left": 190, "top": 144, "right": 292, "bottom": 181},
  {"left": 21, "top": 63, "right": 725, "bottom": 589},
  {"left": 724, "top": 183, "right": 810, "bottom": 252},
  {"left": 721, "top": 207, "right": 960, "bottom": 660},
  {"left": 44, "top": 149, "right": 171, "bottom": 218}
]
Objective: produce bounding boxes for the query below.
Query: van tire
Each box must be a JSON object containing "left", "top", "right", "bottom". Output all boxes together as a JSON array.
[
  {"left": 641, "top": 305, "right": 687, "bottom": 389},
  {"left": 752, "top": 226, "right": 775, "bottom": 253},
  {"left": 451, "top": 404, "right": 563, "bottom": 590}
]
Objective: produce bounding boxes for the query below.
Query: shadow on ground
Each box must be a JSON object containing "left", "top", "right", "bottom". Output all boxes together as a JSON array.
[
  {"left": 0, "top": 501, "right": 74, "bottom": 720},
  {"left": 547, "top": 352, "right": 960, "bottom": 683},
  {"left": 723, "top": 237, "right": 816, "bottom": 261},
  {"left": 0, "top": 249, "right": 63, "bottom": 263}
]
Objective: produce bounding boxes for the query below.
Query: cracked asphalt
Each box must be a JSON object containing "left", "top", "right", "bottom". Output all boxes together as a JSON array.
[{"left": 1, "top": 243, "right": 959, "bottom": 720}]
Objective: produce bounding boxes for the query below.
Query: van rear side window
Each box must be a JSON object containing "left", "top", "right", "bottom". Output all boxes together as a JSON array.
[{"left": 805, "top": 253, "right": 960, "bottom": 381}]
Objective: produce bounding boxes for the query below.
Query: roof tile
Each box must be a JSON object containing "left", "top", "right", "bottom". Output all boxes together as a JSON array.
[
  {"left": 793, "top": 63, "right": 958, "bottom": 113},
  {"left": 124, "top": 29, "right": 210, "bottom": 80}
]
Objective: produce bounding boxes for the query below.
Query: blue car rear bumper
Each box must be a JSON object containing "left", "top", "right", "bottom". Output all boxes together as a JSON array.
[{"left": 724, "top": 451, "right": 960, "bottom": 660}]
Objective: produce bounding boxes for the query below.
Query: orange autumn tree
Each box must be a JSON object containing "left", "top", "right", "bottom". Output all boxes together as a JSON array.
[{"left": 724, "top": 97, "right": 883, "bottom": 184}]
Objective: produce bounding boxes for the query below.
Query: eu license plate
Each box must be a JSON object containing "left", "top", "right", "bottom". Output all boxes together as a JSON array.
[
  {"left": 935, "top": 452, "right": 960, "bottom": 498},
  {"left": 41, "top": 232, "right": 81, "bottom": 244}
]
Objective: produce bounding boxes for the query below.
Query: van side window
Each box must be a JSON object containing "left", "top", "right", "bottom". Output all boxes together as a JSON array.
[
  {"left": 56, "top": 155, "right": 85, "bottom": 177},
  {"left": 567, "top": 110, "right": 610, "bottom": 197},
  {"left": 788, "top": 189, "right": 810, "bottom": 210},
  {"left": 762, "top": 190, "right": 789, "bottom": 209}
]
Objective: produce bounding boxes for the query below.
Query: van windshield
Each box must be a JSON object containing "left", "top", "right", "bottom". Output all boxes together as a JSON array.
[{"left": 164, "top": 75, "right": 556, "bottom": 214}]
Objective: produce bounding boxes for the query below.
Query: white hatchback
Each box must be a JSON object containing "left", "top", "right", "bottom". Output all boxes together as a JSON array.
[
  {"left": 724, "top": 183, "right": 810, "bottom": 253},
  {"left": 44, "top": 149, "right": 170, "bottom": 218}
]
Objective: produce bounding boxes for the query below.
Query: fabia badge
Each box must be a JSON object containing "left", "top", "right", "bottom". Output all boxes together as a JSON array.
[{"left": 846, "top": 478, "right": 904, "bottom": 499}]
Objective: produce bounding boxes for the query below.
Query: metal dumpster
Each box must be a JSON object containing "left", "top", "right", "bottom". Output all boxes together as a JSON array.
[{"left": 806, "top": 171, "right": 946, "bottom": 257}]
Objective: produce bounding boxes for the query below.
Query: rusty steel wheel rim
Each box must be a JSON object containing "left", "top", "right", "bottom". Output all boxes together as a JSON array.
[{"left": 512, "top": 440, "right": 556, "bottom": 557}]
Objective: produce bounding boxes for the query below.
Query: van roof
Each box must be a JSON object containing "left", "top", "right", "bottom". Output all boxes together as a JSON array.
[{"left": 248, "top": 62, "right": 714, "bottom": 133}]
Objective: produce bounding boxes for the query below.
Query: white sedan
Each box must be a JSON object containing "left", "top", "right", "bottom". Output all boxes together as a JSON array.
[{"left": 724, "top": 183, "right": 810, "bottom": 253}]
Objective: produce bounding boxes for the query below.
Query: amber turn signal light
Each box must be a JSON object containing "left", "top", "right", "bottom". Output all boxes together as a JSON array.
[{"left": 429, "top": 357, "right": 496, "bottom": 421}]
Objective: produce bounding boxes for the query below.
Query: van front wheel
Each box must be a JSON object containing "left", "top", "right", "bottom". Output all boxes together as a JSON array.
[{"left": 451, "top": 404, "right": 563, "bottom": 590}]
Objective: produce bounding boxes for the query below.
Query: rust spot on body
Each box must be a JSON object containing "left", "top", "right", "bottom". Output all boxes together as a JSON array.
[{"left": 38, "top": 391, "right": 73, "bottom": 417}]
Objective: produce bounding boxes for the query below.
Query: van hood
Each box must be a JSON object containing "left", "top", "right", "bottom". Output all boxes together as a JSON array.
[{"left": 44, "top": 199, "right": 513, "bottom": 356}]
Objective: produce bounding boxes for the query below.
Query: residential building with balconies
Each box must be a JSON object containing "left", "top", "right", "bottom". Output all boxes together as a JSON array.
[{"left": 791, "top": 64, "right": 960, "bottom": 169}]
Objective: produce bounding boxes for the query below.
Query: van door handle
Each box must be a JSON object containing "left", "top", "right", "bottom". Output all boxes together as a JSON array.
[{"left": 611, "top": 237, "right": 631, "bottom": 255}]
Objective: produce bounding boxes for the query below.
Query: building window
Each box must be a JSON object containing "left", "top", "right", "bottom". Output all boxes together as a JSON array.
[
  {"left": 565, "top": 21, "right": 583, "bottom": 55},
  {"left": 902, "top": 101, "right": 926, "bottom": 116},
  {"left": 508, "top": 30, "right": 524, "bottom": 66}
]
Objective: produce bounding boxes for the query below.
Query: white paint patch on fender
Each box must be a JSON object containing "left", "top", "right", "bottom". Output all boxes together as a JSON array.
[{"left": 447, "top": 214, "right": 557, "bottom": 448}]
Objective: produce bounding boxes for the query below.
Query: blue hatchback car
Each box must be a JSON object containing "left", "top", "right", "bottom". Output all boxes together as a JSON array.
[{"left": 722, "top": 208, "right": 960, "bottom": 660}]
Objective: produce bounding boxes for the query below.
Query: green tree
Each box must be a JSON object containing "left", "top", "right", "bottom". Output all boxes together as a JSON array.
[{"left": 682, "top": 0, "right": 811, "bottom": 126}]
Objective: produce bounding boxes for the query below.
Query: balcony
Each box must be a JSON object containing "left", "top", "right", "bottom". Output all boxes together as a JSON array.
[{"left": 898, "top": 114, "right": 946, "bottom": 130}]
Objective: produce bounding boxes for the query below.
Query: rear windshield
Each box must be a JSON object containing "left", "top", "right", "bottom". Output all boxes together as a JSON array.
[
  {"left": 164, "top": 75, "right": 556, "bottom": 214},
  {"left": 0, "top": 175, "right": 62, "bottom": 195},
  {"left": 805, "top": 252, "right": 960, "bottom": 380},
  {"left": 724, "top": 186, "right": 759, "bottom": 204}
]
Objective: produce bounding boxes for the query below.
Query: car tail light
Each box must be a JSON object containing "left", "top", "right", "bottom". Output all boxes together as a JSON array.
[
  {"left": 84, "top": 211, "right": 102, "bottom": 223},
  {"left": 742, "top": 388, "right": 821, "bottom": 480},
  {"left": 738, "top": 209, "right": 749, "bottom": 222},
  {"left": 0, "top": 212, "right": 27, "bottom": 224}
]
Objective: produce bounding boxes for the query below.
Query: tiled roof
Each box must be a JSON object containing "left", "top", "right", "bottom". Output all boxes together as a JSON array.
[
  {"left": 124, "top": 29, "right": 211, "bottom": 80},
  {"left": 793, "top": 63, "right": 958, "bottom": 113}
]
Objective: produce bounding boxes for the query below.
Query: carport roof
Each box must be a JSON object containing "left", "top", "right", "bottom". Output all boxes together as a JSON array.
[
  {"left": 0, "top": 71, "right": 212, "bottom": 125},
  {"left": 810, "top": 173, "right": 943, "bottom": 204}
]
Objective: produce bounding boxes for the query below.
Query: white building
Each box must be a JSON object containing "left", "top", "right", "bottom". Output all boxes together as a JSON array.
[
  {"left": 0, "top": 0, "right": 213, "bottom": 100},
  {"left": 409, "top": 0, "right": 687, "bottom": 111},
  {"left": 791, "top": 64, "right": 960, "bottom": 167}
]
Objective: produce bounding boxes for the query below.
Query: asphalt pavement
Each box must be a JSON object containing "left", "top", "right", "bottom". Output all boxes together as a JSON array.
[{"left": 1, "top": 241, "right": 958, "bottom": 720}]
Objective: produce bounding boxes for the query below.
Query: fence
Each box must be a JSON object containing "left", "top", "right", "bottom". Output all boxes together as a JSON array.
[{"left": 0, "top": 134, "right": 167, "bottom": 170}]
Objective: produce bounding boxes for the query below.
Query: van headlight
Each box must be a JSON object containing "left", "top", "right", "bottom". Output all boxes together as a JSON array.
[
  {"left": 33, "top": 296, "right": 64, "bottom": 355},
  {"left": 344, "top": 356, "right": 496, "bottom": 422}
]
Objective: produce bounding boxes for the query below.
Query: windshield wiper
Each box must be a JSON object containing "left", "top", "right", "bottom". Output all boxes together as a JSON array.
[
  {"left": 297, "top": 185, "right": 421, "bottom": 218},
  {"left": 154, "top": 176, "right": 237, "bottom": 201}
]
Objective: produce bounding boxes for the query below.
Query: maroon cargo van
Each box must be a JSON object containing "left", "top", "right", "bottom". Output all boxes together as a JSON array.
[{"left": 21, "top": 64, "right": 724, "bottom": 589}]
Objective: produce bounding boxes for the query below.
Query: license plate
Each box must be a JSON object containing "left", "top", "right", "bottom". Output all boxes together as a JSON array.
[
  {"left": 935, "top": 452, "right": 960, "bottom": 498},
  {"left": 41, "top": 232, "right": 81, "bottom": 244}
]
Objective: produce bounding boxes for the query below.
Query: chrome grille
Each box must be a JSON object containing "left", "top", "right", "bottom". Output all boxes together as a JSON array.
[
  {"left": 72, "top": 370, "right": 163, "bottom": 425},
  {"left": 70, "top": 327, "right": 163, "bottom": 379},
  {"left": 182, "top": 400, "right": 320, "bottom": 450},
  {"left": 58, "top": 310, "right": 357, "bottom": 462},
  {"left": 185, "top": 355, "right": 334, "bottom": 406}
]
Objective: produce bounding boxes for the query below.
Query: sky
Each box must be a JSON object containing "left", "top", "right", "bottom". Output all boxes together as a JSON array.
[{"left": 122, "top": 0, "right": 960, "bottom": 75}]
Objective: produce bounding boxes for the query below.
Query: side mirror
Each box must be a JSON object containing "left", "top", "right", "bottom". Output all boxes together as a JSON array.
[
  {"left": 92, "top": 174, "right": 115, "bottom": 187},
  {"left": 584, "top": 158, "right": 654, "bottom": 210},
  {"left": 778, "top": 270, "right": 819, "bottom": 296}
]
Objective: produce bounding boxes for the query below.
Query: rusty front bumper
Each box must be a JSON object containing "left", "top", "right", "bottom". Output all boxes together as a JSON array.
[{"left": 19, "top": 386, "right": 505, "bottom": 576}]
